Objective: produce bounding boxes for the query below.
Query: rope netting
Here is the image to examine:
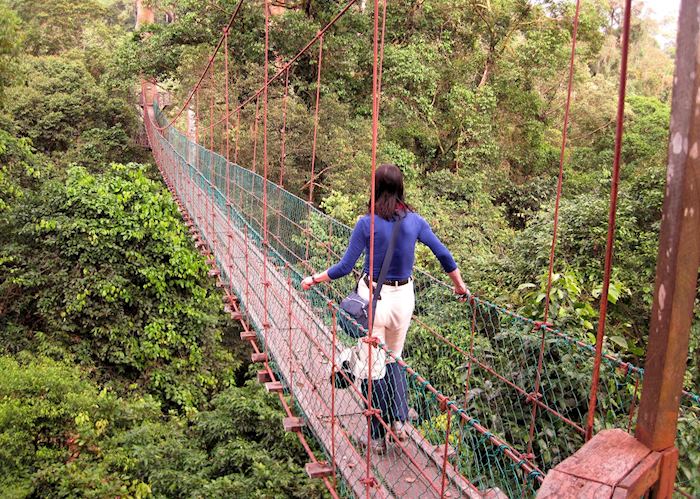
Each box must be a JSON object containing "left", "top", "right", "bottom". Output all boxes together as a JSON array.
[
  {"left": 139, "top": 0, "right": 699, "bottom": 496},
  {"left": 144, "top": 100, "right": 699, "bottom": 496}
]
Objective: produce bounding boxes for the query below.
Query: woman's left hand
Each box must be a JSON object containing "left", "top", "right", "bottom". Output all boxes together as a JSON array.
[{"left": 301, "top": 276, "right": 315, "bottom": 290}]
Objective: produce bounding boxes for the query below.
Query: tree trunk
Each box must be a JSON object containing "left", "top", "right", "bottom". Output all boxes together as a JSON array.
[
  {"left": 135, "top": 0, "right": 155, "bottom": 30},
  {"left": 478, "top": 50, "right": 494, "bottom": 88}
]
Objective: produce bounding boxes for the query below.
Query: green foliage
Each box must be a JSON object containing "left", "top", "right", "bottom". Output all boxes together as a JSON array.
[
  {"left": 0, "top": 355, "right": 326, "bottom": 498},
  {"left": 63, "top": 126, "right": 142, "bottom": 169},
  {"left": 319, "top": 190, "right": 363, "bottom": 226},
  {"left": 4, "top": 56, "right": 137, "bottom": 157},
  {"left": 0, "top": 128, "right": 48, "bottom": 215},
  {"left": 118, "top": 380, "right": 327, "bottom": 498},
  {"left": 0, "top": 354, "right": 158, "bottom": 497},
  {"left": 0, "top": 3, "right": 22, "bottom": 103},
  {"left": 7, "top": 0, "right": 107, "bottom": 56},
  {"left": 0, "top": 164, "right": 238, "bottom": 410}
]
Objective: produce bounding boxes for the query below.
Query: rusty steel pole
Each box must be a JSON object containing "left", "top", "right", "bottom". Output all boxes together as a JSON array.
[{"left": 636, "top": 0, "right": 700, "bottom": 496}]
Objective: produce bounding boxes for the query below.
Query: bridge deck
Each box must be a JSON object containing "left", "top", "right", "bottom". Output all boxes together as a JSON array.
[{"left": 151, "top": 107, "right": 483, "bottom": 498}]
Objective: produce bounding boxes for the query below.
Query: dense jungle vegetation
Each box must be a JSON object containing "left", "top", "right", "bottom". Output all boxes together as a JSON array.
[{"left": 0, "top": 0, "right": 697, "bottom": 496}]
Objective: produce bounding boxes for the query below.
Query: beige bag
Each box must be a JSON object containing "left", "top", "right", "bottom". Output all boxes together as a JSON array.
[{"left": 348, "top": 338, "right": 386, "bottom": 381}]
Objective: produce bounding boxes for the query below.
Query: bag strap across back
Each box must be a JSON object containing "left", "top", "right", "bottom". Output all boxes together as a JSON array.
[{"left": 369, "top": 213, "right": 405, "bottom": 321}]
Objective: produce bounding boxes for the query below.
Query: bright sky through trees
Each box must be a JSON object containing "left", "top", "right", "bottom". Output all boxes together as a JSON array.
[{"left": 644, "top": 0, "right": 680, "bottom": 46}]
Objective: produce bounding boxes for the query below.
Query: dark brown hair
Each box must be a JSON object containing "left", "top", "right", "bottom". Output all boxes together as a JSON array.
[{"left": 368, "top": 164, "right": 413, "bottom": 220}]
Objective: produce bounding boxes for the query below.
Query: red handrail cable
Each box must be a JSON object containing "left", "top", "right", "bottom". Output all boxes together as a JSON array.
[{"left": 210, "top": 59, "right": 216, "bottom": 255}]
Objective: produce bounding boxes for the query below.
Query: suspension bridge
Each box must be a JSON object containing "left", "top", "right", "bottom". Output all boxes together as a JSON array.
[{"left": 138, "top": 0, "right": 699, "bottom": 497}]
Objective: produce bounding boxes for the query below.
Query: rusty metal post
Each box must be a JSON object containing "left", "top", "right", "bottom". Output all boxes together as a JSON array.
[{"left": 635, "top": 0, "right": 700, "bottom": 495}]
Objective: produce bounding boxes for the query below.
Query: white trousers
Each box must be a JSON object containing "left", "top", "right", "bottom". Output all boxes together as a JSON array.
[{"left": 357, "top": 277, "right": 415, "bottom": 362}]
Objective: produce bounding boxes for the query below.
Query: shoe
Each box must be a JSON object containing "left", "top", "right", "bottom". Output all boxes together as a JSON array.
[
  {"left": 360, "top": 438, "right": 387, "bottom": 455},
  {"left": 391, "top": 421, "right": 408, "bottom": 442}
]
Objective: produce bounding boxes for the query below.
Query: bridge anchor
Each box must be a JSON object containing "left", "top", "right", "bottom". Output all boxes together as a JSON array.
[
  {"left": 257, "top": 370, "right": 272, "bottom": 383},
  {"left": 265, "top": 381, "right": 284, "bottom": 393},
  {"left": 283, "top": 417, "right": 305, "bottom": 432},
  {"left": 251, "top": 352, "right": 268, "bottom": 363},
  {"left": 240, "top": 331, "right": 256, "bottom": 341},
  {"left": 537, "top": 429, "right": 675, "bottom": 498},
  {"left": 305, "top": 462, "right": 333, "bottom": 479}
]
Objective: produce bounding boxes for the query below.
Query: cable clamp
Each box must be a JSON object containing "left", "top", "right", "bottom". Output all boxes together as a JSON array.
[
  {"left": 361, "top": 336, "right": 379, "bottom": 347},
  {"left": 526, "top": 392, "right": 542, "bottom": 403},
  {"left": 362, "top": 408, "right": 381, "bottom": 418},
  {"left": 437, "top": 394, "right": 449, "bottom": 412},
  {"left": 360, "top": 477, "right": 378, "bottom": 488},
  {"left": 533, "top": 321, "right": 552, "bottom": 330}
]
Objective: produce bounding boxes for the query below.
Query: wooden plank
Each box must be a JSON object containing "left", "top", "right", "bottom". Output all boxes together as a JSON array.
[
  {"left": 636, "top": 0, "right": 700, "bottom": 454},
  {"left": 283, "top": 416, "right": 306, "bottom": 432},
  {"left": 265, "top": 381, "right": 284, "bottom": 393},
  {"left": 305, "top": 462, "right": 333, "bottom": 479},
  {"left": 611, "top": 451, "right": 661, "bottom": 498},
  {"left": 431, "top": 442, "right": 456, "bottom": 461},
  {"left": 482, "top": 488, "right": 508, "bottom": 499},
  {"left": 650, "top": 447, "right": 679, "bottom": 498},
  {"left": 240, "top": 331, "right": 256, "bottom": 341},
  {"left": 538, "top": 469, "right": 613, "bottom": 498},
  {"left": 555, "top": 429, "right": 651, "bottom": 486},
  {"left": 251, "top": 352, "right": 268, "bottom": 363},
  {"left": 402, "top": 424, "right": 479, "bottom": 498}
]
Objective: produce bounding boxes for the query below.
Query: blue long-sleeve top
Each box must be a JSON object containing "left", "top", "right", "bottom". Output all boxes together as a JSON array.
[{"left": 327, "top": 212, "right": 457, "bottom": 280}]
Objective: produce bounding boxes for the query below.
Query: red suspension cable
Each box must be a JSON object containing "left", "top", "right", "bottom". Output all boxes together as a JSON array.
[
  {"left": 261, "top": 0, "right": 271, "bottom": 358},
  {"left": 252, "top": 96, "right": 260, "bottom": 173},
  {"left": 229, "top": 0, "right": 357, "bottom": 118},
  {"left": 151, "top": 0, "right": 245, "bottom": 132},
  {"left": 526, "top": 0, "right": 582, "bottom": 459},
  {"left": 364, "top": 0, "right": 384, "bottom": 493},
  {"left": 209, "top": 57, "right": 217, "bottom": 255},
  {"left": 279, "top": 68, "right": 290, "bottom": 187},
  {"left": 235, "top": 108, "right": 241, "bottom": 164},
  {"left": 224, "top": 28, "right": 231, "bottom": 199},
  {"left": 309, "top": 35, "right": 324, "bottom": 203},
  {"left": 585, "top": 0, "right": 632, "bottom": 441}
]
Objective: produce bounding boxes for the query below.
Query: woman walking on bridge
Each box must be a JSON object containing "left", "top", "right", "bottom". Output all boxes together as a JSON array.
[{"left": 302, "top": 163, "right": 468, "bottom": 453}]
